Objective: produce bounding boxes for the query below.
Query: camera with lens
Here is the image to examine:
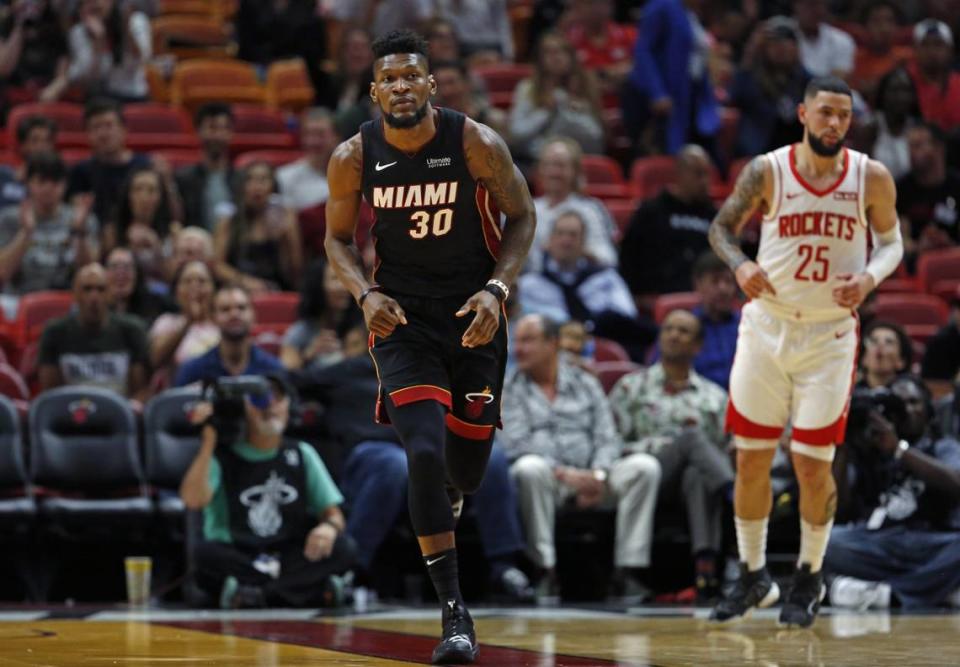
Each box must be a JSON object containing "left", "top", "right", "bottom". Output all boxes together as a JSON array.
[
  {"left": 845, "top": 386, "right": 908, "bottom": 449},
  {"left": 203, "top": 375, "right": 273, "bottom": 442}
]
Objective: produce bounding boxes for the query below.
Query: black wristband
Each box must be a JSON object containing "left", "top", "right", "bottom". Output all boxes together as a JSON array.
[
  {"left": 483, "top": 283, "right": 506, "bottom": 303},
  {"left": 358, "top": 285, "right": 381, "bottom": 307}
]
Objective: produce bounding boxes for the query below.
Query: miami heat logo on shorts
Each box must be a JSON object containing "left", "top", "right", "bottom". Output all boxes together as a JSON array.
[{"left": 464, "top": 386, "right": 495, "bottom": 419}]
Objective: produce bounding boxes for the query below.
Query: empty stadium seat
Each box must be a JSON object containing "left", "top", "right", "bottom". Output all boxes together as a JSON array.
[
  {"left": 629, "top": 156, "right": 677, "bottom": 200},
  {"left": 265, "top": 58, "right": 315, "bottom": 112},
  {"left": 593, "top": 337, "right": 631, "bottom": 363},
  {"left": 30, "top": 387, "right": 151, "bottom": 519},
  {"left": 930, "top": 280, "right": 960, "bottom": 305},
  {"left": 473, "top": 63, "right": 533, "bottom": 109},
  {"left": 6, "top": 103, "right": 86, "bottom": 149},
  {"left": 876, "top": 277, "right": 918, "bottom": 293},
  {"left": 150, "top": 148, "right": 203, "bottom": 169},
  {"left": 144, "top": 387, "right": 203, "bottom": 515},
  {"left": 0, "top": 394, "right": 35, "bottom": 519},
  {"left": 874, "top": 293, "right": 949, "bottom": 328},
  {"left": 581, "top": 154, "right": 629, "bottom": 199},
  {"left": 251, "top": 292, "right": 300, "bottom": 334},
  {"left": 916, "top": 247, "right": 960, "bottom": 293},
  {"left": 123, "top": 103, "right": 199, "bottom": 151},
  {"left": 604, "top": 199, "right": 635, "bottom": 242},
  {"left": 170, "top": 59, "right": 265, "bottom": 112},
  {"left": 9, "top": 291, "right": 73, "bottom": 345},
  {"left": 231, "top": 105, "right": 296, "bottom": 154},
  {"left": 654, "top": 292, "right": 701, "bottom": 324},
  {"left": 594, "top": 361, "right": 640, "bottom": 394},
  {"left": 153, "top": 15, "right": 234, "bottom": 61}
]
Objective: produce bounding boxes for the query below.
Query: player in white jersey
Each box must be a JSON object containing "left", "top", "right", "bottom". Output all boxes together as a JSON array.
[{"left": 708, "top": 77, "right": 903, "bottom": 627}]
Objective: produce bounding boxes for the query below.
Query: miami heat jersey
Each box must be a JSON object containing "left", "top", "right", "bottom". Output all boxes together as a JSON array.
[
  {"left": 756, "top": 145, "right": 870, "bottom": 321},
  {"left": 360, "top": 107, "right": 502, "bottom": 298}
]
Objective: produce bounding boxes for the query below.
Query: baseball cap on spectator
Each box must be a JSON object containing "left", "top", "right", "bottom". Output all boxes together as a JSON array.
[
  {"left": 766, "top": 16, "right": 801, "bottom": 42},
  {"left": 914, "top": 19, "right": 953, "bottom": 46}
]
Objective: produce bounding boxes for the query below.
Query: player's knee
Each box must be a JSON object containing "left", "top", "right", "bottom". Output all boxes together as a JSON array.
[{"left": 406, "top": 440, "right": 444, "bottom": 482}]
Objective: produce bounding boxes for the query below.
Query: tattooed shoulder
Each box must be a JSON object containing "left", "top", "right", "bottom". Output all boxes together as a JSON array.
[{"left": 715, "top": 156, "right": 769, "bottom": 231}]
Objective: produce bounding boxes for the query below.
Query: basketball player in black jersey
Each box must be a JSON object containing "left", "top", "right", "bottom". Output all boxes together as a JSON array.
[{"left": 324, "top": 31, "right": 536, "bottom": 665}]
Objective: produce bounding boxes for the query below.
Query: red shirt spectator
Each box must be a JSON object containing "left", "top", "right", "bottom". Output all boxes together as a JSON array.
[
  {"left": 908, "top": 20, "right": 960, "bottom": 132},
  {"left": 565, "top": 0, "right": 636, "bottom": 107}
]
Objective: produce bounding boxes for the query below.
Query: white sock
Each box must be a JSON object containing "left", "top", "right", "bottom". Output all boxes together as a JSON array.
[
  {"left": 798, "top": 518, "right": 833, "bottom": 573},
  {"left": 735, "top": 516, "right": 768, "bottom": 572}
]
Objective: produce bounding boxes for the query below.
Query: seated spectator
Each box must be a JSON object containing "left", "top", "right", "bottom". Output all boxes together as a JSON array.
[
  {"left": 167, "top": 227, "right": 214, "bottom": 280},
  {"left": 0, "top": 114, "right": 58, "bottom": 210},
  {"left": 432, "top": 61, "right": 508, "bottom": 140},
  {"left": 690, "top": 252, "right": 740, "bottom": 390},
  {"left": 609, "top": 309, "right": 734, "bottom": 600},
  {"left": 565, "top": 0, "right": 636, "bottom": 106},
  {"left": 922, "top": 286, "right": 960, "bottom": 399},
  {"left": 907, "top": 20, "right": 960, "bottom": 133},
  {"left": 280, "top": 259, "right": 361, "bottom": 372},
  {"left": 730, "top": 17, "right": 810, "bottom": 157},
  {"left": 622, "top": 0, "right": 719, "bottom": 157},
  {"left": 0, "top": 0, "right": 69, "bottom": 113},
  {"left": 104, "top": 165, "right": 178, "bottom": 253},
  {"left": 213, "top": 162, "right": 303, "bottom": 293},
  {"left": 67, "top": 98, "right": 152, "bottom": 227},
  {"left": 558, "top": 319, "right": 595, "bottom": 372},
  {"left": 530, "top": 138, "right": 617, "bottom": 270},
  {"left": 424, "top": 17, "right": 461, "bottom": 62},
  {"left": 235, "top": 0, "right": 325, "bottom": 70},
  {"left": 104, "top": 245, "right": 168, "bottom": 325},
  {"left": 66, "top": 0, "right": 150, "bottom": 102},
  {"left": 896, "top": 123, "right": 960, "bottom": 266},
  {"left": 38, "top": 262, "right": 150, "bottom": 400},
  {"left": 619, "top": 145, "right": 716, "bottom": 296},
  {"left": 309, "top": 25, "right": 375, "bottom": 138},
  {"left": 433, "top": 0, "right": 513, "bottom": 63},
  {"left": 175, "top": 103, "right": 236, "bottom": 233},
  {"left": 793, "top": 0, "right": 856, "bottom": 79},
  {"left": 296, "top": 324, "right": 534, "bottom": 602},
  {"left": 864, "top": 67, "right": 920, "bottom": 181},
  {"left": 174, "top": 284, "right": 284, "bottom": 387},
  {"left": 508, "top": 31, "right": 604, "bottom": 165},
  {"left": 181, "top": 373, "right": 355, "bottom": 609},
  {"left": 858, "top": 321, "right": 912, "bottom": 389},
  {"left": 277, "top": 108, "right": 338, "bottom": 213},
  {"left": 825, "top": 374, "right": 960, "bottom": 610},
  {"left": 502, "top": 314, "right": 661, "bottom": 600},
  {"left": 0, "top": 153, "right": 98, "bottom": 305},
  {"left": 149, "top": 260, "right": 219, "bottom": 378},
  {"left": 851, "top": 1, "right": 912, "bottom": 101},
  {"left": 520, "top": 210, "right": 654, "bottom": 360}
]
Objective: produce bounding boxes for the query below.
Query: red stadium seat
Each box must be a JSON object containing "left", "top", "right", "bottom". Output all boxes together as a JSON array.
[
  {"left": 17, "top": 341, "right": 39, "bottom": 398},
  {"left": 60, "top": 147, "right": 92, "bottom": 166},
  {"left": 593, "top": 360, "right": 640, "bottom": 394},
  {"left": 629, "top": 156, "right": 676, "bottom": 200},
  {"left": 876, "top": 277, "right": 919, "bottom": 293},
  {"left": 10, "top": 291, "right": 73, "bottom": 345},
  {"left": 124, "top": 103, "right": 199, "bottom": 151},
  {"left": 0, "top": 150, "right": 18, "bottom": 168},
  {"left": 904, "top": 323, "right": 940, "bottom": 345},
  {"left": 916, "top": 247, "right": 960, "bottom": 293},
  {"left": 930, "top": 280, "right": 960, "bottom": 305},
  {"left": 604, "top": 199, "right": 635, "bottom": 242},
  {"left": 6, "top": 102, "right": 86, "bottom": 149},
  {"left": 593, "top": 337, "right": 630, "bottom": 363},
  {"left": 717, "top": 107, "right": 740, "bottom": 165},
  {"left": 473, "top": 63, "right": 532, "bottom": 94},
  {"left": 653, "top": 292, "right": 701, "bottom": 324},
  {"left": 0, "top": 364, "right": 29, "bottom": 401},
  {"left": 230, "top": 105, "right": 296, "bottom": 155},
  {"left": 150, "top": 148, "right": 203, "bottom": 169},
  {"left": 234, "top": 149, "right": 303, "bottom": 170},
  {"left": 874, "top": 293, "right": 949, "bottom": 328},
  {"left": 251, "top": 292, "right": 300, "bottom": 334}
]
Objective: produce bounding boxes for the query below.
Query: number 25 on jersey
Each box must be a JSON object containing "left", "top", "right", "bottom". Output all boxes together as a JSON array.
[{"left": 795, "top": 244, "right": 829, "bottom": 282}]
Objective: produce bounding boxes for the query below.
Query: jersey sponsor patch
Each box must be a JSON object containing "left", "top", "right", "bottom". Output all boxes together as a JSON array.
[{"left": 833, "top": 191, "right": 858, "bottom": 201}]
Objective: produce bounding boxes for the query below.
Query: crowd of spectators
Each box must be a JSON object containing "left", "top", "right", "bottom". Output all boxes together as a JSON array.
[{"left": 0, "top": 0, "right": 959, "bottom": 609}]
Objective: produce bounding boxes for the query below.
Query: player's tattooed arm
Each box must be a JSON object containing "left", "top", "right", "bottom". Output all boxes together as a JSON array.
[
  {"left": 463, "top": 119, "right": 536, "bottom": 288},
  {"left": 325, "top": 133, "right": 407, "bottom": 337},
  {"left": 708, "top": 156, "right": 769, "bottom": 271},
  {"left": 710, "top": 156, "right": 777, "bottom": 299}
]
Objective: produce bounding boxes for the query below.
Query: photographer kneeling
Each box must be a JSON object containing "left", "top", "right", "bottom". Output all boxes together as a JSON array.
[
  {"left": 180, "top": 373, "right": 355, "bottom": 608},
  {"left": 825, "top": 375, "right": 960, "bottom": 610}
]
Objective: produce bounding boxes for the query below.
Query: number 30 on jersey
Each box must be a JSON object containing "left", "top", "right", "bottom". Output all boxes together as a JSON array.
[{"left": 409, "top": 208, "right": 454, "bottom": 239}]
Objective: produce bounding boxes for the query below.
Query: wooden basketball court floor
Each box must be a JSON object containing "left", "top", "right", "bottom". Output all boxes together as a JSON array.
[{"left": 1, "top": 605, "right": 958, "bottom": 666}]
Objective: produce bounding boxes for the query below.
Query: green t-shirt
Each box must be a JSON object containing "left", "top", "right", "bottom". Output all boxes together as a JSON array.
[{"left": 203, "top": 441, "right": 343, "bottom": 543}]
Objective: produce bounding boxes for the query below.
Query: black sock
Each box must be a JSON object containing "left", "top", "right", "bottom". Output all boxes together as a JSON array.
[{"left": 423, "top": 548, "right": 463, "bottom": 607}]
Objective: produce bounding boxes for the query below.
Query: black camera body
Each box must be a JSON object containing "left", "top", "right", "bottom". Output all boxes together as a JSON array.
[
  {"left": 846, "top": 386, "right": 908, "bottom": 447},
  {"left": 203, "top": 375, "right": 273, "bottom": 442}
]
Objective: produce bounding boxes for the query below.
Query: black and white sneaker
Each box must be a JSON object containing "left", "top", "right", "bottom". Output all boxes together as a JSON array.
[
  {"left": 431, "top": 599, "right": 479, "bottom": 665},
  {"left": 709, "top": 564, "right": 780, "bottom": 622},
  {"left": 779, "top": 564, "right": 826, "bottom": 628}
]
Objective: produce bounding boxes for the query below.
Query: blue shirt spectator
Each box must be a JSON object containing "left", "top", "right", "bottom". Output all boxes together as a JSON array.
[
  {"left": 175, "top": 344, "right": 283, "bottom": 387},
  {"left": 692, "top": 305, "right": 739, "bottom": 391}
]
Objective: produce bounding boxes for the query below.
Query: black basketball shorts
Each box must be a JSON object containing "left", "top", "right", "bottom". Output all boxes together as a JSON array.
[{"left": 368, "top": 292, "right": 508, "bottom": 440}]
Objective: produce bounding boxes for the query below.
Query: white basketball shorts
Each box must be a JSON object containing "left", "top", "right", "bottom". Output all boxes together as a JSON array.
[{"left": 726, "top": 301, "right": 859, "bottom": 448}]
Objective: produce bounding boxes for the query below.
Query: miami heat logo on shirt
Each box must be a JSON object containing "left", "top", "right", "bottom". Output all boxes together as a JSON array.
[{"left": 464, "top": 386, "right": 495, "bottom": 419}]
